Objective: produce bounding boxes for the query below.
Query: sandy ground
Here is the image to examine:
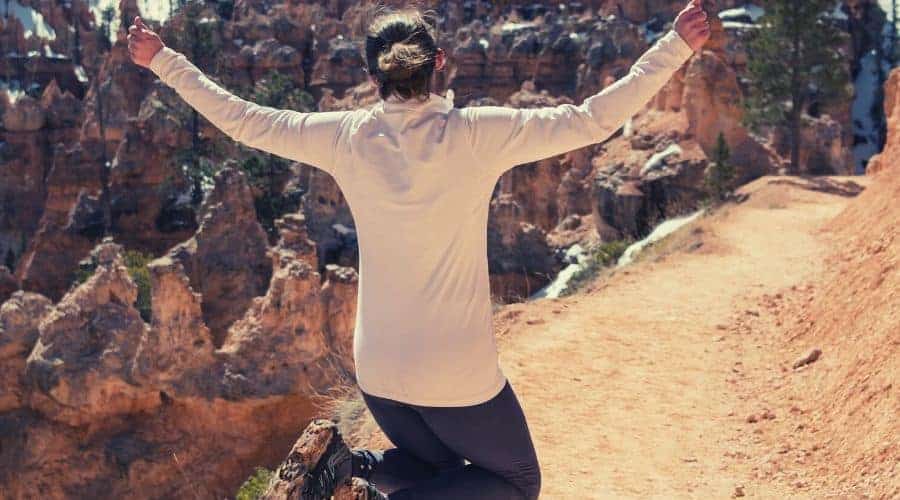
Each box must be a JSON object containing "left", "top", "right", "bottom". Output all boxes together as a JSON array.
[{"left": 490, "top": 176, "right": 871, "bottom": 499}]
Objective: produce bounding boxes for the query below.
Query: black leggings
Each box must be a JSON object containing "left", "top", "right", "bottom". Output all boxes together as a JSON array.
[{"left": 359, "top": 382, "right": 541, "bottom": 499}]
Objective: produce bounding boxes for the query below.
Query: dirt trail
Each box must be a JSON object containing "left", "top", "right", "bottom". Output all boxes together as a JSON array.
[{"left": 492, "top": 176, "right": 868, "bottom": 499}]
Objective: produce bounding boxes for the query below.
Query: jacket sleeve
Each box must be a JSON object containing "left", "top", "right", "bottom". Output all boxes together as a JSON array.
[
  {"left": 462, "top": 30, "right": 694, "bottom": 180},
  {"left": 148, "top": 47, "right": 350, "bottom": 176}
]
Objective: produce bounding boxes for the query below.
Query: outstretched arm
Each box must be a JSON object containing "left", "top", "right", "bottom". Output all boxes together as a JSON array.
[
  {"left": 127, "top": 17, "right": 348, "bottom": 176},
  {"left": 463, "top": 0, "right": 710, "bottom": 180}
]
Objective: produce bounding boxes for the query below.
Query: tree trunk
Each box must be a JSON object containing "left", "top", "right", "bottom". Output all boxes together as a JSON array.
[
  {"left": 790, "top": 108, "right": 802, "bottom": 175},
  {"left": 789, "top": 3, "right": 802, "bottom": 175},
  {"left": 97, "top": 81, "right": 112, "bottom": 236}
]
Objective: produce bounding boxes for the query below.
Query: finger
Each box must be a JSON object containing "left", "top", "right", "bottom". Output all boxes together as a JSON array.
[
  {"left": 136, "top": 16, "right": 149, "bottom": 31},
  {"left": 683, "top": 9, "right": 707, "bottom": 22},
  {"left": 128, "top": 25, "right": 150, "bottom": 37}
]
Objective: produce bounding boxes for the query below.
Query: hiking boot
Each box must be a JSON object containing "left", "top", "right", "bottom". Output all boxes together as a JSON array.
[
  {"left": 334, "top": 478, "right": 388, "bottom": 500},
  {"left": 264, "top": 419, "right": 352, "bottom": 500}
]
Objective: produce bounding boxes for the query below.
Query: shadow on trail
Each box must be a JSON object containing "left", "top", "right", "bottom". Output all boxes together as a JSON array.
[{"left": 767, "top": 177, "right": 866, "bottom": 197}]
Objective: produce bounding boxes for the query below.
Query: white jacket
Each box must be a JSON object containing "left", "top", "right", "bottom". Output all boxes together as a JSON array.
[{"left": 149, "top": 30, "right": 694, "bottom": 407}]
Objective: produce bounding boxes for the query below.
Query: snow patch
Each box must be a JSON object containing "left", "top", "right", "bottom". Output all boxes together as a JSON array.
[
  {"left": 8, "top": 0, "right": 57, "bottom": 40},
  {"left": 74, "top": 66, "right": 89, "bottom": 84},
  {"left": 0, "top": 81, "right": 26, "bottom": 103},
  {"left": 718, "top": 4, "right": 765, "bottom": 23},
  {"left": 640, "top": 144, "right": 682, "bottom": 176},
  {"left": 530, "top": 244, "right": 590, "bottom": 300},
  {"left": 617, "top": 210, "right": 705, "bottom": 268}
]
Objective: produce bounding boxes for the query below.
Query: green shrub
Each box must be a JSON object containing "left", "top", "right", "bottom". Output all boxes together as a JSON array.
[
  {"left": 704, "top": 133, "right": 735, "bottom": 203},
  {"left": 561, "top": 240, "right": 630, "bottom": 297},
  {"left": 71, "top": 249, "right": 154, "bottom": 322},
  {"left": 123, "top": 250, "right": 153, "bottom": 322},
  {"left": 235, "top": 467, "right": 274, "bottom": 500}
]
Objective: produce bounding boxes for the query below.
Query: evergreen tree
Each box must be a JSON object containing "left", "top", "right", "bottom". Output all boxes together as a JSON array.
[
  {"left": 238, "top": 72, "right": 316, "bottom": 237},
  {"left": 704, "top": 133, "right": 735, "bottom": 202},
  {"left": 743, "top": 1, "right": 850, "bottom": 174},
  {"left": 169, "top": 0, "right": 223, "bottom": 201}
]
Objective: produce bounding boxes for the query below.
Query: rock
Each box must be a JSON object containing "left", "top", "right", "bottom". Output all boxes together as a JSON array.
[
  {"left": 0, "top": 292, "right": 53, "bottom": 412},
  {"left": 488, "top": 195, "right": 559, "bottom": 303},
  {"left": 321, "top": 264, "right": 359, "bottom": 374},
  {"left": 130, "top": 256, "right": 215, "bottom": 395},
  {"left": 106, "top": 85, "right": 198, "bottom": 253},
  {"left": 17, "top": 142, "right": 107, "bottom": 301},
  {"left": 168, "top": 168, "right": 271, "bottom": 346},
  {"left": 25, "top": 242, "right": 156, "bottom": 426},
  {"left": 263, "top": 419, "right": 347, "bottom": 500},
  {"left": 733, "top": 484, "right": 746, "bottom": 498},
  {"left": 0, "top": 266, "right": 17, "bottom": 304},
  {"left": 681, "top": 50, "right": 779, "bottom": 183},
  {"left": 0, "top": 133, "right": 48, "bottom": 274},
  {"left": 40, "top": 80, "right": 82, "bottom": 130},
  {"left": 2, "top": 95, "right": 46, "bottom": 131},
  {"left": 866, "top": 68, "right": 900, "bottom": 174},
  {"left": 792, "top": 348, "right": 822, "bottom": 369}
]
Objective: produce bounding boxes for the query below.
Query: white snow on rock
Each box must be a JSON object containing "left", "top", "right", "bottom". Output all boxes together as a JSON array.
[
  {"left": 74, "top": 66, "right": 89, "bottom": 84},
  {"left": 8, "top": 0, "right": 57, "bottom": 40},
  {"left": 617, "top": 210, "right": 704, "bottom": 268},
  {"left": 640, "top": 144, "right": 682, "bottom": 176},
  {"left": 718, "top": 4, "right": 765, "bottom": 24},
  {"left": 0, "top": 81, "right": 26, "bottom": 104}
]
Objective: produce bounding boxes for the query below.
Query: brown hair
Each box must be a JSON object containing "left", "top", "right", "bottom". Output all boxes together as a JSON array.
[{"left": 365, "top": 9, "right": 439, "bottom": 101}]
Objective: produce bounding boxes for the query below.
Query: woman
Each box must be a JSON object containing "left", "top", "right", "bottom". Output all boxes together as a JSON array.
[{"left": 128, "top": 2, "right": 708, "bottom": 499}]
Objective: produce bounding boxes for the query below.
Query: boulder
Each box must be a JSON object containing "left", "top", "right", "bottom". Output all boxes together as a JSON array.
[{"left": 0, "top": 292, "right": 53, "bottom": 412}]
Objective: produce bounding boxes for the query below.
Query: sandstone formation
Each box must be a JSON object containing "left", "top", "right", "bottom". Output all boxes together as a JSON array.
[
  {"left": 167, "top": 168, "right": 271, "bottom": 345},
  {"left": 866, "top": 67, "right": 900, "bottom": 174}
]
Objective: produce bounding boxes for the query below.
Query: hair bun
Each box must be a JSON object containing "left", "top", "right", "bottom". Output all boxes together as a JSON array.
[{"left": 377, "top": 42, "right": 432, "bottom": 82}]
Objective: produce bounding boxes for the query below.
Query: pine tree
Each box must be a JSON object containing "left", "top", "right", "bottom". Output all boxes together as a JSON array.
[
  {"left": 169, "top": 0, "right": 223, "bottom": 201},
  {"left": 743, "top": 1, "right": 850, "bottom": 174},
  {"left": 704, "top": 133, "right": 735, "bottom": 202},
  {"left": 238, "top": 73, "right": 316, "bottom": 237}
]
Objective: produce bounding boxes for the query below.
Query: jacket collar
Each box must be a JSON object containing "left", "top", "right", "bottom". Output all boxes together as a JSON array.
[{"left": 381, "top": 89, "right": 455, "bottom": 113}]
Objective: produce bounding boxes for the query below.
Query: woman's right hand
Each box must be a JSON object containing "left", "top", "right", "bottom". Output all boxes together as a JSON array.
[
  {"left": 127, "top": 16, "right": 164, "bottom": 68},
  {"left": 674, "top": 0, "right": 711, "bottom": 52}
]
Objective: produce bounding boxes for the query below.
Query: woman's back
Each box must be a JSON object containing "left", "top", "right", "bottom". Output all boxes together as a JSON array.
[{"left": 337, "top": 90, "right": 505, "bottom": 406}]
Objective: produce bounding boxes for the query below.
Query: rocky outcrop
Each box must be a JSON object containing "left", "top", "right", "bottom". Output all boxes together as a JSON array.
[
  {"left": 167, "top": 168, "right": 271, "bottom": 346},
  {"left": 131, "top": 256, "right": 215, "bottom": 394},
  {"left": 681, "top": 50, "right": 779, "bottom": 182},
  {"left": 0, "top": 229, "right": 359, "bottom": 498},
  {"left": 0, "top": 291, "right": 52, "bottom": 412},
  {"left": 864, "top": 67, "right": 900, "bottom": 174},
  {"left": 17, "top": 141, "right": 107, "bottom": 301},
  {"left": 107, "top": 84, "right": 198, "bottom": 253},
  {"left": 25, "top": 242, "right": 154, "bottom": 426},
  {"left": 0, "top": 266, "right": 16, "bottom": 304},
  {"left": 488, "top": 194, "right": 560, "bottom": 302},
  {"left": 593, "top": 140, "right": 708, "bottom": 240}
]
